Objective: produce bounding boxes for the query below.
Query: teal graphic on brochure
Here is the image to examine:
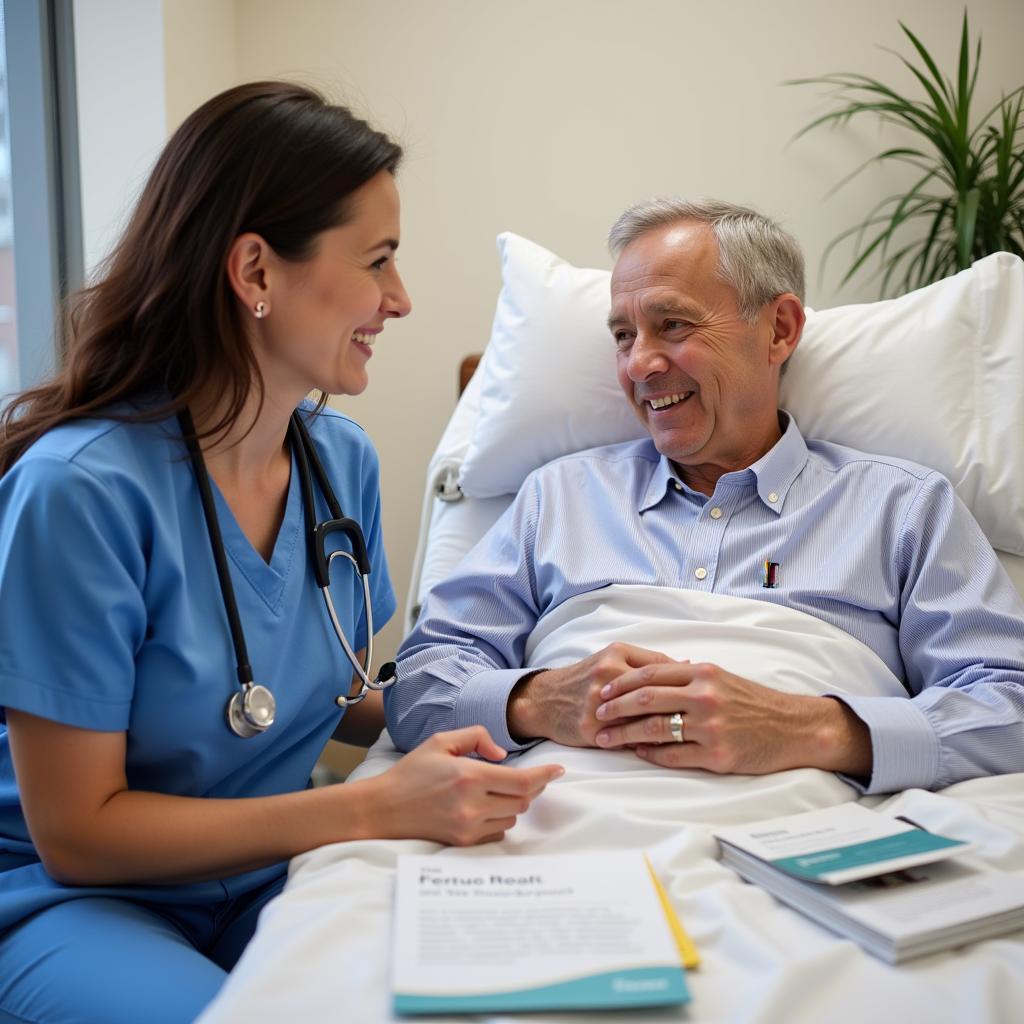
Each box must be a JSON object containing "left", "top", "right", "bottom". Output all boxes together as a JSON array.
[
  {"left": 391, "top": 851, "right": 692, "bottom": 1015},
  {"left": 395, "top": 966, "right": 688, "bottom": 1015},
  {"left": 716, "top": 803, "right": 973, "bottom": 887},
  {"left": 771, "top": 829, "right": 966, "bottom": 882}
]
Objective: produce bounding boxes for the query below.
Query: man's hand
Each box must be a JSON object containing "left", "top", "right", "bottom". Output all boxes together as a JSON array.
[
  {"left": 507, "top": 643, "right": 674, "bottom": 747},
  {"left": 592, "top": 661, "right": 873, "bottom": 778}
]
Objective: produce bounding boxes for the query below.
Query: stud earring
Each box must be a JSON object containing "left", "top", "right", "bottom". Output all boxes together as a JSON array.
[{"left": 254, "top": 301, "right": 267, "bottom": 319}]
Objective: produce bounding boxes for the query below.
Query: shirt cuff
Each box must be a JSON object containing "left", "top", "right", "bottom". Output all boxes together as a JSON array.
[
  {"left": 455, "top": 668, "right": 537, "bottom": 755},
  {"left": 827, "top": 693, "right": 941, "bottom": 795}
]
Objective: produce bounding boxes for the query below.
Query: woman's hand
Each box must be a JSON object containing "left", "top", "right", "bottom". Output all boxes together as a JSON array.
[{"left": 359, "top": 726, "right": 564, "bottom": 846}]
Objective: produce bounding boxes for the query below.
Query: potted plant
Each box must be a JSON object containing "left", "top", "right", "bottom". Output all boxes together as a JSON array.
[{"left": 791, "top": 12, "right": 1023, "bottom": 296}]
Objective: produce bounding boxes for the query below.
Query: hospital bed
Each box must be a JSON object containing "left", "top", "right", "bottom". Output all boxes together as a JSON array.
[{"left": 199, "top": 238, "right": 1024, "bottom": 1023}]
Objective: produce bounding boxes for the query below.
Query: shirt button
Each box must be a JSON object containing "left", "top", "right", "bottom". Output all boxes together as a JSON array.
[
  {"left": 768, "top": 492, "right": 779, "bottom": 503},
  {"left": 709, "top": 507, "right": 723, "bottom": 519},
  {"left": 694, "top": 567, "right": 708, "bottom": 580},
  {"left": 672, "top": 480, "right": 683, "bottom": 492}
]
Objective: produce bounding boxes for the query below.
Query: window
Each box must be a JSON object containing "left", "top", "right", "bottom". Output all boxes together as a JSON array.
[
  {"left": 1, "top": 0, "right": 81, "bottom": 403},
  {"left": 0, "top": 7, "right": 16, "bottom": 397}
]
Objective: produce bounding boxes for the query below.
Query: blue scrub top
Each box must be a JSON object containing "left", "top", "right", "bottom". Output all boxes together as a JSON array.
[{"left": 0, "top": 402, "right": 395, "bottom": 931}]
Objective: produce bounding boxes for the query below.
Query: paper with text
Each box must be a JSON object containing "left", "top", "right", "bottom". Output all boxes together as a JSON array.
[{"left": 392, "top": 850, "right": 690, "bottom": 1015}]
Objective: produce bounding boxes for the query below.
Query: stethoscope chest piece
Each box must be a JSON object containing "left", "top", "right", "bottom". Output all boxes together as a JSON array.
[{"left": 226, "top": 682, "right": 277, "bottom": 738}]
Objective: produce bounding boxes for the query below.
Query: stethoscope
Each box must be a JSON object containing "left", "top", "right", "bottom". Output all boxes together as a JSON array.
[{"left": 178, "top": 408, "right": 397, "bottom": 739}]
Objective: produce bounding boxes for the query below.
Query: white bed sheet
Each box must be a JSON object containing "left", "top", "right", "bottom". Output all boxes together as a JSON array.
[
  {"left": 199, "top": 587, "right": 1024, "bottom": 1024},
  {"left": 198, "top": 741, "right": 1024, "bottom": 1024}
]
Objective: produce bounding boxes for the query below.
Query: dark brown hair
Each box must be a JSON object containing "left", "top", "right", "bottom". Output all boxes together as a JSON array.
[{"left": 0, "top": 81, "right": 402, "bottom": 474}]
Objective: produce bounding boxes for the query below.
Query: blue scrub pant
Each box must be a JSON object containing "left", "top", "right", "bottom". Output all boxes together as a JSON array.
[{"left": 0, "top": 872, "right": 287, "bottom": 1024}]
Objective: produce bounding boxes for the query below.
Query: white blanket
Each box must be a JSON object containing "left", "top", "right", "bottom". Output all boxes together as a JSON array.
[
  {"left": 199, "top": 589, "right": 1024, "bottom": 1023},
  {"left": 524, "top": 584, "right": 909, "bottom": 698}
]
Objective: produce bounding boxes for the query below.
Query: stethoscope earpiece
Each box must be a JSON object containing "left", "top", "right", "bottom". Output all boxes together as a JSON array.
[{"left": 333, "top": 661, "right": 398, "bottom": 709}]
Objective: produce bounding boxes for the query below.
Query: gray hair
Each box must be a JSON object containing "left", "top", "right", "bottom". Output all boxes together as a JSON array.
[{"left": 608, "top": 197, "right": 805, "bottom": 322}]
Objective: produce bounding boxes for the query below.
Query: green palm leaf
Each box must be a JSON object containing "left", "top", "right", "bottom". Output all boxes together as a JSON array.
[{"left": 790, "top": 9, "right": 1024, "bottom": 295}]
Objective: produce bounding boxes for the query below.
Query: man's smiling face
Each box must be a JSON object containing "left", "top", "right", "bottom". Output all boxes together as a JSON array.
[{"left": 609, "top": 220, "right": 785, "bottom": 486}]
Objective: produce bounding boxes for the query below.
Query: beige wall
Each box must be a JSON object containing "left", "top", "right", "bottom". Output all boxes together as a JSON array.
[
  {"left": 164, "top": 0, "right": 237, "bottom": 130},
  {"left": 162, "top": 0, "right": 1024, "bottom": 669}
]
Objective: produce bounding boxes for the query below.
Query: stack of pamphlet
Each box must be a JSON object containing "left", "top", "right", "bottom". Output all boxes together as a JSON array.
[
  {"left": 715, "top": 803, "right": 1024, "bottom": 964},
  {"left": 391, "top": 850, "right": 699, "bottom": 1015}
]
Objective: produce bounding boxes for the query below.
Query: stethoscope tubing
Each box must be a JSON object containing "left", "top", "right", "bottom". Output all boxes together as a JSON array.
[
  {"left": 178, "top": 406, "right": 395, "bottom": 735},
  {"left": 178, "top": 408, "right": 256, "bottom": 692},
  {"left": 322, "top": 549, "right": 374, "bottom": 698}
]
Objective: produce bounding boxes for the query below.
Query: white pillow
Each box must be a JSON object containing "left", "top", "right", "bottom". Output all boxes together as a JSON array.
[
  {"left": 459, "top": 234, "right": 645, "bottom": 496},
  {"left": 783, "top": 255, "right": 1024, "bottom": 556},
  {"left": 459, "top": 234, "right": 1024, "bottom": 556}
]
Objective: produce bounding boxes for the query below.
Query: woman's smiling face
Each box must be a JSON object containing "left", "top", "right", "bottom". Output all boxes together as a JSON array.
[{"left": 254, "top": 170, "right": 412, "bottom": 399}]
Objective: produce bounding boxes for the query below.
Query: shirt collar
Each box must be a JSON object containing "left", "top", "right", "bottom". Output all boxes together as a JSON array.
[
  {"left": 640, "top": 453, "right": 685, "bottom": 513},
  {"left": 638, "top": 411, "right": 808, "bottom": 515},
  {"left": 747, "top": 411, "right": 807, "bottom": 514}
]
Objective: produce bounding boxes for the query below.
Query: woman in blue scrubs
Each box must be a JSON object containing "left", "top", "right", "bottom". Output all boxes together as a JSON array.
[{"left": 0, "top": 82, "right": 562, "bottom": 1024}]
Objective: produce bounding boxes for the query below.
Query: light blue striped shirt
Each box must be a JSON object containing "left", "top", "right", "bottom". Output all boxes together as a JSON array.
[{"left": 386, "top": 415, "right": 1024, "bottom": 794}]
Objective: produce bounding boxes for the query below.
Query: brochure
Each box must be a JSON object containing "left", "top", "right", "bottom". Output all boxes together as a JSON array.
[
  {"left": 716, "top": 803, "right": 1024, "bottom": 963},
  {"left": 716, "top": 803, "right": 973, "bottom": 885},
  {"left": 391, "top": 850, "right": 695, "bottom": 1015}
]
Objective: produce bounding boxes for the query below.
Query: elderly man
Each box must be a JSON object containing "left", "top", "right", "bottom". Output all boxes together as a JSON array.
[{"left": 384, "top": 199, "right": 1024, "bottom": 794}]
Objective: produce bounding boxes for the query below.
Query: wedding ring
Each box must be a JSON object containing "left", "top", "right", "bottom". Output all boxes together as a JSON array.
[{"left": 669, "top": 712, "right": 685, "bottom": 743}]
